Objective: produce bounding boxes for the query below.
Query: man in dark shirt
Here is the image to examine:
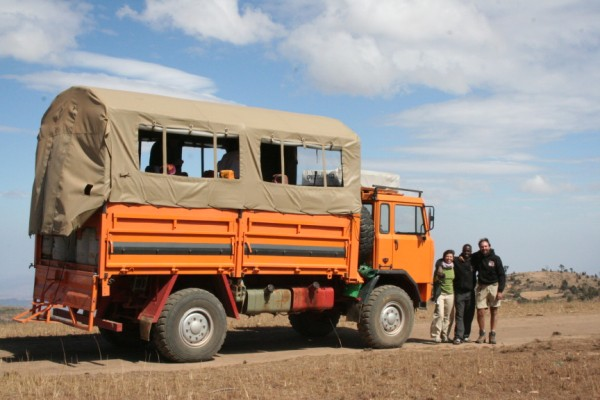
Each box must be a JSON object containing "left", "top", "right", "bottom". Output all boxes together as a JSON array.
[
  {"left": 472, "top": 238, "right": 505, "bottom": 344},
  {"left": 452, "top": 244, "right": 476, "bottom": 344}
]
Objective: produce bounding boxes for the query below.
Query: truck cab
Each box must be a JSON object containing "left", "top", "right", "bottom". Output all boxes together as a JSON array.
[{"left": 362, "top": 186, "right": 435, "bottom": 305}]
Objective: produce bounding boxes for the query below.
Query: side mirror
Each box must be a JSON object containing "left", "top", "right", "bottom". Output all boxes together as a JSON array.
[{"left": 426, "top": 206, "right": 435, "bottom": 231}]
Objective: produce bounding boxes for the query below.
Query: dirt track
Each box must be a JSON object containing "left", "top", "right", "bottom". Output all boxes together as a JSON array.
[{"left": 2, "top": 311, "right": 599, "bottom": 377}]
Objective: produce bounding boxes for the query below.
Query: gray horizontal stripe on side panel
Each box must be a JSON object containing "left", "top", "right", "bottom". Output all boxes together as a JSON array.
[
  {"left": 245, "top": 243, "right": 345, "bottom": 258},
  {"left": 112, "top": 242, "right": 232, "bottom": 255}
]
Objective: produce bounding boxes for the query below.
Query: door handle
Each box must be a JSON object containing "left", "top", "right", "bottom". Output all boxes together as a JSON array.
[{"left": 394, "top": 239, "right": 398, "bottom": 250}]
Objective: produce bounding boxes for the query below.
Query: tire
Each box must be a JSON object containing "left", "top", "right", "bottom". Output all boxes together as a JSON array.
[
  {"left": 152, "top": 288, "right": 227, "bottom": 362},
  {"left": 289, "top": 310, "right": 341, "bottom": 338},
  {"left": 358, "top": 206, "right": 374, "bottom": 265},
  {"left": 357, "top": 285, "right": 414, "bottom": 348}
]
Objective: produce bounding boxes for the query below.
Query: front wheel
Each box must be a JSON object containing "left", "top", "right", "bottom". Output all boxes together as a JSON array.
[
  {"left": 357, "top": 285, "right": 414, "bottom": 348},
  {"left": 152, "top": 288, "right": 227, "bottom": 362}
]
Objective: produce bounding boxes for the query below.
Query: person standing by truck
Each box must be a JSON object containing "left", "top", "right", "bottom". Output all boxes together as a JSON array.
[
  {"left": 472, "top": 238, "right": 505, "bottom": 344},
  {"left": 430, "top": 249, "right": 455, "bottom": 343},
  {"left": 452, "top": 244, "right": 475, "bottom": 344}
]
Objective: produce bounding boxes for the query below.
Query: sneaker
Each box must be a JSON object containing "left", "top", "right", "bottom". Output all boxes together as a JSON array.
[
  {"left": 476, "top": 330, "right": 486, "bottom": 344},
  {"left": 489, "top": 331, "right": 497, "bottom": 345},
  {"left": 463, "top": 336, "right": 470, "bottom": 343},
  {"left": 433, "top": 337, "right": 442, "bottom": 344},
  {"left": 453, "top": 338, "right": 462, "bottom": 345}
]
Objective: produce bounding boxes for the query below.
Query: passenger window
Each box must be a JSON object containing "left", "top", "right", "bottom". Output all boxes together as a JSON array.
[
  {"left": 260, "top": 142, "right": 298, "bottom": 184},
  {"left": 394, "top": 205, "right": 425, "bottom": 234},
  {"left": 138, "top": 126, "right": 237, "bottom": 179},
  {"left": 298, "top": 146, "right": 343, "bottom": 187},
  {"left": 380, "top": 204, "right": 390, "bottom": 234},
  {"left": 260, "top": 140, "right": 343, "bottom": 186}
]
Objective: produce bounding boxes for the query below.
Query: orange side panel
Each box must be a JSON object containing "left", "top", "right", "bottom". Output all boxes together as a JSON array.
[
  {"left": 103, "top": 204, "right": 238, "bottom": 277},
  {"left": 242, "top": 211, "right": 357, "bottom": 280},
  {"left": 100, "top": 204, "right": 361, "bottom": 283}
]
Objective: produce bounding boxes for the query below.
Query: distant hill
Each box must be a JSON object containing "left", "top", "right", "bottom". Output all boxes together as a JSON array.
[
  {"left": 506, "top": 270, "right": 600, "bottom": 302},
  {"left": 0, "top": 298, "right": 31, "bottom": 308}
]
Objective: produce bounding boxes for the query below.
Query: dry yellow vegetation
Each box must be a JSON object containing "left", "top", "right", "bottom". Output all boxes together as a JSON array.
[{"left": 1, "top": 271, "right": 599, "bottom": 399}]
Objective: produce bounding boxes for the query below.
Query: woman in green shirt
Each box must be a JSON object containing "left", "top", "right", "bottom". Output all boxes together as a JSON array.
[{"left": 430, "top": 249, "right": 455, "bottom": 343}]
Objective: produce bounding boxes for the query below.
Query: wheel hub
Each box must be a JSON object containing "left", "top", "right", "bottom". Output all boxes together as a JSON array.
[
  {"left": 380, "top": 302, "right": 403, "bottom": 335},
  {"left": 180, "top": 307, "right": 212, "bottom": 347}
]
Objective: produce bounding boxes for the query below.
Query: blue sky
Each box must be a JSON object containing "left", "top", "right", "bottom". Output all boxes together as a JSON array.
[{"left": 1, "top": 0, "right": 599, "bottom": 300}]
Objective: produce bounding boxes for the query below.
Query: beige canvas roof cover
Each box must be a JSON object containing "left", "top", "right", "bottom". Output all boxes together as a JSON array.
[{"left": 30, "top": 86, "right": 362, "bottom": 236}]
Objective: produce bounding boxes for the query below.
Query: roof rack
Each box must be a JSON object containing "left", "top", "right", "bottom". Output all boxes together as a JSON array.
[{"left": 372, "top": 185, "right": 423, "bottom": 198}]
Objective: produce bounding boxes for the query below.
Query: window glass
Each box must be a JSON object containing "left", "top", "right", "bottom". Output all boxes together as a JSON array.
[
  {"left": 297, "top": 147, "right": 343, "bottom": 187},
  {"left": 380, "top": 203, "right": 390, "bottom": 234},
  {"left": 394, "top": 205, "right": 425, "bottom": 234},
  {"left": 260, "top": 141, "right": 343, "bottom": 186},
  {"left": 138, "top": 127, "right": 235, "bottom": 179},
  {"left": 260, "top": 143, "right": 297, "bottom": 184}
]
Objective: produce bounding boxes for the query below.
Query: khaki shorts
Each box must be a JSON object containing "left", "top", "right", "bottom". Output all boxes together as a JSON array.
[{"left": 476, "top": 283, "right": 501, "bottom": 309}]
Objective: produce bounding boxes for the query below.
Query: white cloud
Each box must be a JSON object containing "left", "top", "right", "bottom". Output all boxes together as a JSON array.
[
  {"left": 365, "top": 159, "right": 537, "bottom": 176},
  {"left": 9, "top": 68, "right": 219, "bottom": 102},
  {"left": 0, "top": 1, "right": 220, "bottom": 101},
  {"left": 280, "top": 0, "right": 600, "bottom": 98},
  {"left": 0, "top": 0, "right": 90, "bottom": 63},
  {"left": 0, "top": 190, "right": 28, "bottom": 199},
  {"left": 5, "top": 50, "right": 220, "bottom": 101},
  {"left": 280, "top": 0, "right": 501, "bottom": 96},
  {"left": 0, "top": 125, "right": 29, "bottom": 135},
  {"left": 520, "top": 175, "right": 557, "bottom": 195},
  {"left": 118, "top": 0, "right": 285, "bottom": 45},
  {"left": 387, "top": 94, "right": 600, "bottom": 156}
]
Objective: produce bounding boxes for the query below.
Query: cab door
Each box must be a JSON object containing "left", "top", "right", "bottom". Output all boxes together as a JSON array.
[
  {"left": 390, "top": 203, "right": 434, "bottom": 286},
  {"left": 373, "top": 202, "right": 394, "bottom": 269}
]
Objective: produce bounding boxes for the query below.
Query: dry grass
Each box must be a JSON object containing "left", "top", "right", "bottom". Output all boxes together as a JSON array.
[
  {"left": 2, "top": 271, "right": 600, "bottom": 400},
  {"left": 1, "top": 336, "right": 599, "bottom": 399}
]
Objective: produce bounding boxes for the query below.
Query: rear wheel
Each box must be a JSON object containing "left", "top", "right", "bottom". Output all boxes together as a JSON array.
[
  {"left": 289, "top": 310, "right": 341, "bottom": 337},
  {"left": 152, "top": 288, "right": 227, "bottom": 362},
  {"left": 357, "top": 285, "right": 414, "bottom": 348}
]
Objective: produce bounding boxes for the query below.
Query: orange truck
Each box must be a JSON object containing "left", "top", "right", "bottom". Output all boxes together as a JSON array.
[{"left": 17, "top": 87, "right": 435, "bottom": 362}]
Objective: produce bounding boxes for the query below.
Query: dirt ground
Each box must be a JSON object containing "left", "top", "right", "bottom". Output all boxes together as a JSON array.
[
  {"left": 1, "top": 306, "right": 599, "bottom": 377},
  {"left": 1, "top": 302, "right": 600, "bottom": 399}
]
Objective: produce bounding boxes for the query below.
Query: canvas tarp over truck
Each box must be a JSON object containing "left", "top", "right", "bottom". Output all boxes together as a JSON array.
[{"left": 30, "top": 87, "right": 362, "bottom": 236}]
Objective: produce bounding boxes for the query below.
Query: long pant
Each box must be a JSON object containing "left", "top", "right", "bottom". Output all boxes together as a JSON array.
[
  {"left": 454, "top": 290, "right": 475, "bottom": 340},
  {"left": 430, "top": 292, "right": 455, "bottom": 340}
]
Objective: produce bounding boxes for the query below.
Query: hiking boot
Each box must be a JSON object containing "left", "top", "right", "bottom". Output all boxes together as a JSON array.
[
  {"left": 475, "top": 330, "right": 486, "bottom": 344},
  {"left": 489, "top": 331, "right": 497, "bottom": 345}
]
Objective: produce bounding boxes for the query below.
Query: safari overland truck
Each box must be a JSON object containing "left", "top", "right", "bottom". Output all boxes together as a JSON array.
[{"left": 16, "top": 87, "right": 435, "bottom": 362}]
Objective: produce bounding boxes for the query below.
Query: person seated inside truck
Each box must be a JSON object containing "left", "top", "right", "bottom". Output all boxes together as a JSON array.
[
  {"left": 272, "top": 173, "right": 288, "bottom": 184},
  {"left": 147, "top": 139, "right": 187, "bottom": 176},
  {"left": 217, "top": 140, "right": 239, "bottom": 179}
]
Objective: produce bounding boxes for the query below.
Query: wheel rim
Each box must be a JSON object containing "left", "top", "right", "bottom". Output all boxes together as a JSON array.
[
  {"left": 380, "top": 301, "right": 404, "bottom": 336},
  {"left": 179, "top": 307, "right": 213, "bottom": 347}
]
